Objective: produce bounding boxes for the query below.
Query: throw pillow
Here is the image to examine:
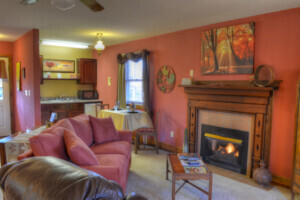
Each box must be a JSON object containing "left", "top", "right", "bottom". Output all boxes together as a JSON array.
[
  {"left": 89, "top": 116, "right": 120, "bottom": 144},
  {"left": 64, "top": 129, "right": 100, "bottom": 166},
  {"left": 30, "top": 127, "right": 69, "bottom": 160},
  {"left": 69, "top": 115, "right": 94, "bottom": 146}
]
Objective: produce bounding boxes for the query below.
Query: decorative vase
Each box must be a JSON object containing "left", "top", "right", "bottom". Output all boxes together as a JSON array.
[{"left": 253, "top": 160, "right": 272, "bottom": 187}]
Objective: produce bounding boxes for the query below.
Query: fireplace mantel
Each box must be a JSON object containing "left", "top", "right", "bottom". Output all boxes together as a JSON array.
[{"left": 180, "top": 80, "right": 281, "bottom": 174}]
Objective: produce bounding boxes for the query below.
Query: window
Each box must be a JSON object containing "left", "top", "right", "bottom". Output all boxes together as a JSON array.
[{"left": 125, "top": 60, "right": 143, "bottom": 104}]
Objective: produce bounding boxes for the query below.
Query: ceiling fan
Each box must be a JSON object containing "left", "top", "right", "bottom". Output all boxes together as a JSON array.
[{"left": 20, "top": 0, "right": 104, "bottom": 12}]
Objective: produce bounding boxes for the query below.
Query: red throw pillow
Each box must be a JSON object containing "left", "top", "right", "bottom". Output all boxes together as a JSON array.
[
  {"left": 30, "top": 127, "right": 69, "bottom": 160},
  {"left": 69, "top": 116, "right": 94, "bottom": 146},
  {"left": 64, "top": 129, "right": 100, "bottom": 166},
  {"left": 89, "top": 116, "right": 120, "bottom": 144}
]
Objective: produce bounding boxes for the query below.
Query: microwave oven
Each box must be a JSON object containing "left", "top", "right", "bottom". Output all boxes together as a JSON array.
[{"left": 78, "top": 90, "right": 98, "bottom": 100}]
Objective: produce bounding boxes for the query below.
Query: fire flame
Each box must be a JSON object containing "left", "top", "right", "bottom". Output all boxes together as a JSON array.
[
  {"left": 225, "top": 143, "right": 235, "bottom": 154},
  {"left": 216, "top": 142, "right": 240, "bottom": 157},
  {"left": 234, "top": 151, "right": 239, "bottom": 157}
]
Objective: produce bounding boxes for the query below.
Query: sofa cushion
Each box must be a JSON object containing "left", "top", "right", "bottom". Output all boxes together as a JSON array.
[
  {"left": 55, "top": 118, "right": 76, "bottom": 133},
  {"left": 29, "top": 126, "right": 68, "bottom": 160},
  {"left": 69, "top": 114, "right": 94, "bottom": 146},
  {"left": 64, "top": 129, "right": 99, "bottom": 166},
  {"left": 90, "top": 141, "right": 131, "bottom": 159},
  {"left": 94, "top": 154, "right": 129, "bottom": 192},
  {"left": 89, "top": 116, "right": 119, "bottom": 144}
]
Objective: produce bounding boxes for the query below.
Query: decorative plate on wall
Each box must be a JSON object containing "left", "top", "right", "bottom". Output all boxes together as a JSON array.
[{"left": 156, "top": 66, "right": 176, "bottom": 93}]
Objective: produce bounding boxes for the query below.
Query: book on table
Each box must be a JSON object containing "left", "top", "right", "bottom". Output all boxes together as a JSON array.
[
  {"left": 184, "top": 166, "right": 207, "bottom": 174},
  {"left": 177, "top": 153, "right": 207, "bottom": 173}
]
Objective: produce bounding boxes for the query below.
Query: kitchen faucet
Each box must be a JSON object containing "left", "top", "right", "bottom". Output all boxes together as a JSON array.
[{"left": 60, "top": 94, "right": 67, "bottom": 100}]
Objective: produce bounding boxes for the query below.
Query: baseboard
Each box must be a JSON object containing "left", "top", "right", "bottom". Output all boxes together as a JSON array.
[
  {"left": 139, "top": 138, "right": 182, "bottom": 153},
  {"left": 272, "top": 175, "right": 291, "bottom": 188},
  {"left": 158, "top": 142, "right": 182, "bottom": 153}
]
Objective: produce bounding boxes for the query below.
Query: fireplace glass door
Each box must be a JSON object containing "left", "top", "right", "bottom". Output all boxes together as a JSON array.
[{"left": 200, "top": 124, "right": 249, "bottom": 174}]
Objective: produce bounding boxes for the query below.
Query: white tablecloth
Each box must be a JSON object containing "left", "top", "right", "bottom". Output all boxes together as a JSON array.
[{"left": 99, "top": 110, "right": 153, "bottom": 131}]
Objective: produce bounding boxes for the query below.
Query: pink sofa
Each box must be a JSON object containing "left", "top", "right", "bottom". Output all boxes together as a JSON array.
[{"left": 18, "top": 114, "right": 132, "bottom": 192}]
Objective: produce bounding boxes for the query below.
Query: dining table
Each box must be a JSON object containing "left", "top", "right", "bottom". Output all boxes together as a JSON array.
[{"left": 99, "top": 109, "right": 153, "bottom": 131}]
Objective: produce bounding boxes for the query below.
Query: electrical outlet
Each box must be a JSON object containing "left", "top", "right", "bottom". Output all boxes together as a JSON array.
[{"left": 170, "top": 131, "right": 174, "bottom": 138}]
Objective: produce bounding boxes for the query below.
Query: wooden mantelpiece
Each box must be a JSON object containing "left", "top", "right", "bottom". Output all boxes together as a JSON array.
[{"left": 180, "top": 80, "right": 281, "bottom": 175}]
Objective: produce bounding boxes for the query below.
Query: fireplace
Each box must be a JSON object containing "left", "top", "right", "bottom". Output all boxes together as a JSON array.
[
  {"left": 200, "top": 124, "right": 249, "bottom": 174},
  {"left": 180, "top": 80, "right": 280, "bottom": 176}
]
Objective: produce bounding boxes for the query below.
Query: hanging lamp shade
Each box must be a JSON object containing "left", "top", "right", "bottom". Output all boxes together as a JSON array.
[
  {"left": 51, "top": 0, "right": 75, "bottom": 10},
  {"left": 0, "top": 60, "right": 7, "bottom": 79},
  {"left": 94, "top": 33, "right": 105, "bottom": 55}
]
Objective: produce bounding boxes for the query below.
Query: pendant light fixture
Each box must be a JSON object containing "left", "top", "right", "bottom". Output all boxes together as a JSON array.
[
  {"left": 94, "top": 33, "right": 105, "bottom": 55},
  {"left": 50, "top": 0, "right": 75, "bottom": 11}
]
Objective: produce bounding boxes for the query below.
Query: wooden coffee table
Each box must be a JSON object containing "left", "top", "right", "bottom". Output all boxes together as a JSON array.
[{"left": 166, "top": 154, "right": 212, "bottom": 200}]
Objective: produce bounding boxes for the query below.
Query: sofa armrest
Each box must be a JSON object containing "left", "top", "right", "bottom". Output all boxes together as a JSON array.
[
  {"left": 81, "top": 165, "right": 118, "bottom": 182},
  {"left": 118, "top": 130, "right": 132, "bottom": 143},
  {"left": 125, "top": 192, "right": 148, "bottom": 200},
  {"left": 17, "top": 149, "right": 34, "bottom": 160}
]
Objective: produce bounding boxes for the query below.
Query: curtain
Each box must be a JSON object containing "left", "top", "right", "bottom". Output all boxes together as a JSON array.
[
  {"left": 117, "top": 62, "right": 126, "bottom": 108},
  {"left": 116, "top": 49, "right": 151, "bottom": 115}
]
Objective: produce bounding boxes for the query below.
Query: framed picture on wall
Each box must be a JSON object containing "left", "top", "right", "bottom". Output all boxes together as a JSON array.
[
  {"left": 43, "top": 59, "right": 75, "bottom": 73},
  {"left": 200, "top": 22, "right": 255, "bottom": 75}
]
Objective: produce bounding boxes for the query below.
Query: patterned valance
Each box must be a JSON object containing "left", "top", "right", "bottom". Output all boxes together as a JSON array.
[{"left": 117, "top": 49, "right": 149, "bottom": 64}]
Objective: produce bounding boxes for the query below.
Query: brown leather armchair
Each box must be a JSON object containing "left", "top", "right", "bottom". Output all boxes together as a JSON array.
[{"left": 0, "top": 157, "right": 147, "bottom": 200}]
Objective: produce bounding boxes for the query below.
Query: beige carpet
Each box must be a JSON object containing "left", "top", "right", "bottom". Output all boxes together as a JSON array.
[{"left": 126, "top": 146, "right": 290, "bottom": 200}]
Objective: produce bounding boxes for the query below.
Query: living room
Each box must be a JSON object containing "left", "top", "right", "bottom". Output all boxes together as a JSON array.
[{"left": 0, "top": 1, "right": 300, "bottom": 199}]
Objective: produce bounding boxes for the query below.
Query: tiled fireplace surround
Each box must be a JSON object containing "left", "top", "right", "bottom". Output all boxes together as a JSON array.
[{"left": 181, "top": 81, "right": 279, "bottom": 177}]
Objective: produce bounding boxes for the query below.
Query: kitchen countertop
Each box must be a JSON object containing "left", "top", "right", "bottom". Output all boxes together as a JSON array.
[{"left": 41, "top": 99, "right": 103, "bottom": 104}]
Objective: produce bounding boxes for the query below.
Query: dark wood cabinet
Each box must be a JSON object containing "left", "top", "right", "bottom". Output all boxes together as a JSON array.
[
  {"left": 41, "top": 103, "right": 85, "bottom": 125},
  {"left": 77, "top": 58, "right": 97, "bottom": 84},
  {"left": 69, "top": 103, "right": 84, "bottom": 118}
]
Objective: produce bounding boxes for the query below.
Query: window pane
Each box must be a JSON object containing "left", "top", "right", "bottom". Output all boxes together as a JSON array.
[
  {"left": 126, "top": 60, "right": 143, "bottom": 80},
  {"left": 126, "top": 81, "right": 143, "bottom": 103}
]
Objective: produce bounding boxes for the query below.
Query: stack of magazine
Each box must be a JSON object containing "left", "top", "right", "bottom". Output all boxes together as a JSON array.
[{"left": 178, "top": 153, "right": 207, "bottom": 174}]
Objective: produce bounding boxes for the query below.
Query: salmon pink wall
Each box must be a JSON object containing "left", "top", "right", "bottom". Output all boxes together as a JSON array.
[
  {"left": 0, "top": 41, "right": 13, "bottom": 56},
  {"left": 94, "top": 8, "right": 300, "bottom": 179},
  {"left": 13, "top": 29, "right": 41, "bottom": 131}
]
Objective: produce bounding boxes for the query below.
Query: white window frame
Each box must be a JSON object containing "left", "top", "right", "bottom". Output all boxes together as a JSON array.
[{"left": 125, "top": 60, "right": 144, "bottom": 105}]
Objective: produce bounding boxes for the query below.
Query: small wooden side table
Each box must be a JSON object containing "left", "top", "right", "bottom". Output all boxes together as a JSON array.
[{"left": 166, "top": 154, "right": 213, "bottom": 200}]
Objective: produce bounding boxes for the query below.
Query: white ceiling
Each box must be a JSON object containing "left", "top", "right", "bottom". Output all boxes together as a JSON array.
[{"left": 0, "top": 0, "right": 299, "bottom": 47}]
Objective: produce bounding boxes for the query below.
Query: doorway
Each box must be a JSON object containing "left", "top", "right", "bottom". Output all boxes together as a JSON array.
[{"left": 0, "top": 57, "right": 11, "bottom": 136}]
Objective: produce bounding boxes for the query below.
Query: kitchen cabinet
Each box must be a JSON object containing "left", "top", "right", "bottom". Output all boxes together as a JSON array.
[
  {"left": 41, "top": 103, "right": 84, "bottom": 125},
  {"left": 77, "top": 58, "right": 97, "bottom": 84}
]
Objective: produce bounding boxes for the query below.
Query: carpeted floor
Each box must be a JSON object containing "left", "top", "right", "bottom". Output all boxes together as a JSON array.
[{"left": 126, "top": 146, "right": 291, "bottom": 200}]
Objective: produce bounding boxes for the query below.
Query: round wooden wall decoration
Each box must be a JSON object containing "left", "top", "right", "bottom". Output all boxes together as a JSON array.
[
  {"left": 254, "top": 65, "right": 275, "bottom": 87},
  {"left": 156, "top": 66, "right": 176, "bottom": 93}
]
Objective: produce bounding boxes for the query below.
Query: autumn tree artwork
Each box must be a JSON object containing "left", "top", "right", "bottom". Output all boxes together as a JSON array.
[{"left": 201, "top": 23, "right": 255, "bottom": 75}]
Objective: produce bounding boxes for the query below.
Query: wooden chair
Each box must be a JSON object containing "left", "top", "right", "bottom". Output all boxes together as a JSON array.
[
  {"left": 95, "top": 103, "right": 109, "bottom": 117},
  {"left": 134, "top": 111, "right": 159, "bottom": 154}
]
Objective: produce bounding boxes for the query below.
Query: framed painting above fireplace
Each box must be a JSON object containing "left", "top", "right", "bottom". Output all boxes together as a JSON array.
[{"left": 201, "top": 22, "right": 255, "bottom": 75}]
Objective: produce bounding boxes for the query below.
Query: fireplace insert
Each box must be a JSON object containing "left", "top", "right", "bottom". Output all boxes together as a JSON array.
[{"left": 200, "top": 124, "right": 249, "bottom": 174}]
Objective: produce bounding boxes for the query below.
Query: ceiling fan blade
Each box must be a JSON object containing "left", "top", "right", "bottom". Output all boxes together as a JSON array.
[
  {"left": 20, "top": 0, "right": 38, "bottom": 5},
  {"left": 79, "top": 0, "right": 104, "bottom": 12}
]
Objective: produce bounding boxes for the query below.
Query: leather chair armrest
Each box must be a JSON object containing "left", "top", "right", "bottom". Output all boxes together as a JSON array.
[
  {"left": 125, "top": 192, "right": 148, "bottom": 200},
  {"left": 81, "top": 165, "right": 119, "bottom": 182},
  {"left": 118, "top": 130, "right": 132, "bottom": 143},
  {"left": 17, "top": 149, "right": 34, "bottom": 160}
]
